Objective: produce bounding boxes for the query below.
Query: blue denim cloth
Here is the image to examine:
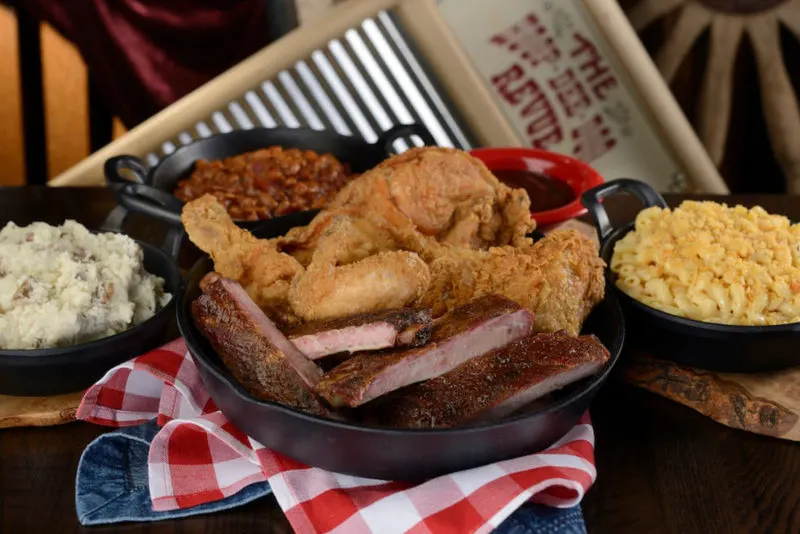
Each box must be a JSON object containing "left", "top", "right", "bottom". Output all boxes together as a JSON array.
[
  {"left": 75, "top": 421, "right": 271, "bottom": 525},
  {"left": 494, "top": 504, "right": 586, "bottom": 534},
  {"left": 76, "top": 421, "right": 586, "bottom": 533}
]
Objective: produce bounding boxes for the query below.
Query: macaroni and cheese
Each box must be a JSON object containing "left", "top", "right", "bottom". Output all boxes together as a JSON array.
[{"left": 610, "top": 201, "right": 800, "bottom": 326}]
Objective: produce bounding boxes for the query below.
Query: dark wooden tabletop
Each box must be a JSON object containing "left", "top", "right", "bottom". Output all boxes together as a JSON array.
[{"left": 1, "top": 187, "right": 799, "bottom": 534}]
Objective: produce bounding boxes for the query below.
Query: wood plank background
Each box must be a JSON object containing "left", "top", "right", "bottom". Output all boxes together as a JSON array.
[
  {"left": 0, "top": 6, "right": 104, "bottom": 185},
  {"left": 0, "top": 6, "right": 26, "bottom": 186}
]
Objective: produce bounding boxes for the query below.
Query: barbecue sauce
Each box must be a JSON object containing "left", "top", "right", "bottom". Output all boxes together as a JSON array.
[{"left": 493, "top": 169, "right": 576, "bottom": 212}]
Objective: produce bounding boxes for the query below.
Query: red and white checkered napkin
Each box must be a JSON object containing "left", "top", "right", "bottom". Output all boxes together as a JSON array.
[{"left": 76, "top": 338, "right": 598, "bottom": 534}]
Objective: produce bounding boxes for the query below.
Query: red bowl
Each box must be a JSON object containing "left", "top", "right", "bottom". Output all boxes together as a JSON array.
[{"left": 470, "top": 147, "right": 605, "bottom": 226}]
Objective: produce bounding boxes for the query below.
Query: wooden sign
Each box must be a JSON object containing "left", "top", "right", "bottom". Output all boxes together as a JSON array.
[{"left": 436, "top": 0, "right": 722, "bottom": 193}]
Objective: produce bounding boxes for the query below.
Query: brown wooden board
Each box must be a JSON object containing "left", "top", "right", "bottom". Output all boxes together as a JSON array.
[
  {"left": 622, "top": 355, "right": 800, "bottom": 441},
  {"left": 0, "top": 390, "right": 83, "bottom": 429}
]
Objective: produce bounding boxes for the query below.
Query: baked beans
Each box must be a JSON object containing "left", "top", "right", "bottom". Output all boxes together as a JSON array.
[{"left": 173, "top": 147, "right": 354, "bottom": 221}]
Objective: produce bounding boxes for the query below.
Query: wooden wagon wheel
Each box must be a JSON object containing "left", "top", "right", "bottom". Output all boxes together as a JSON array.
[{"left": 626, "top": 0, "right": 800, "bottom": 192}]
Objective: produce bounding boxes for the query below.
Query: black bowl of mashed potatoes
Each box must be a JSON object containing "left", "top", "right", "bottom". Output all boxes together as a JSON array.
[{"left": 0, "top": 220, "right": 182, "bottom": 396}]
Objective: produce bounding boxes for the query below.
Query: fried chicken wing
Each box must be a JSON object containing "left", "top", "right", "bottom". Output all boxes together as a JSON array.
[
  {"left": 277, "top": 208, "right": 403, "bottom": 267},
  {"left": 289, "top": 250, "right": 431, "bottom": 321},
  {"left": 420, "top": 230, "right": 606, "bottom": 335},
  {"left": 279, "top": 209, "right": 432, "bottom": 320},
  {"left": 182, "top": 194, "right": 304, "bottom": 325}
]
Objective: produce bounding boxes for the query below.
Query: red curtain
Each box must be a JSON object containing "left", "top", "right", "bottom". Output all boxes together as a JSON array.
[{"left": 11, "top": 0, "right": 271, "bottom": 127}]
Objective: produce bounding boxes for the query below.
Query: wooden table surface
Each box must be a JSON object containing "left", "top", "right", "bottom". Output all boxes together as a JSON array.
[{"left": 1, "top": 187, "right": 799, "bottom": 534}]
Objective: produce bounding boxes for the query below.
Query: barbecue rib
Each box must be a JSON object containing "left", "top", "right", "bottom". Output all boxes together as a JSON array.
[
  {"left": 313, "top": 295, "right": 533, "bottom": 408},
  {"left": 366, "top": 331, "right": 610, "bottom": 428},
  {"left": 192, "top": 273, "right": 332, "bottom": 417},
  {"left": 287, "top": 308, "right": 432, "bottom": 360}
]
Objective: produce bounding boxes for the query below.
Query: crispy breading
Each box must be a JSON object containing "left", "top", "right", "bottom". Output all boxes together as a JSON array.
[
  {"left": 181, "top": 149, "right": 605, "bottom": 332},
  {"left": 277, "top": 208, "right": 403, "bottom": 267},
  {"left": 420, "top": 230, "right": 606, "bottom": 335},
  {"left": 182, "top": 195, "right": 432, "bottom": 324},
  {"left": 288, "top": 250, "right": 431, "bottom": 321},
  {"left": 181, "top": 194, "right": 304, "bottom": 325},
  {"left": 327, "top": 147, "right": 535, "bottom": 248}
]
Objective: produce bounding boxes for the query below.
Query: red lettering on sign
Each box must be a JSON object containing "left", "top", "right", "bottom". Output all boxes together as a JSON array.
[
  {"left": 491, "top": 63, "right": 526, "bottom": 105},
  {"left": 527, "top": 113, "right": 563, "bottom": 149},
  {"left": 570, "top": 33, "right": 618, "bottom": 101},
  {"left": 548, "top": 69, "right": 590, "bottom": 119},
  {"left": 490, "top": 13, "right": 561, "bottom": 67},
  {"left": 512, "top": 80, "right": 562, "bottom": 149},
  {"left": 506, "top": 79, "right": 543, "bottom": 106},
  {"left": 489, "top": 63, "right": 562, "bottom": 149},
  {"left": 571, "top": 114, "right": 617, "bottom": 162}
]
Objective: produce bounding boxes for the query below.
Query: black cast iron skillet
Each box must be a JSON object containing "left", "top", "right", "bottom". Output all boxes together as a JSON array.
[
  {"left": 177, "top": 212, "right": 626, "bottom": 480},
  {"left": 0, "top": 220, "right": 183, "bottom": 396},
  {"left": 104, "top": 124, "right": 436, "bottom": 229},
  {"left": 582, "top": 178, "right": 800, "bottom": 373}
]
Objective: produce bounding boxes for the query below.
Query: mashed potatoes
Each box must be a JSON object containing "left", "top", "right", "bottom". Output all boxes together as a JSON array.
[{"left": 0, "top": 220, "right": 172, "bottom": 350}]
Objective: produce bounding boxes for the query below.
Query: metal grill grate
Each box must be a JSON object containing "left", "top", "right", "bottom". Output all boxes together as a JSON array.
[{"left": 147, "top": 10, "right": 476, "bottom": 165}]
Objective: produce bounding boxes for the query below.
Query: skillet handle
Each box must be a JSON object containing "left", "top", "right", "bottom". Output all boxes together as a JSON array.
[
  {"left": 581, "top": 179, "right": 668, "bottom": 245},
  {"left": 378, "top": 123, "right": 436, "bottom": 154},
  {"left": 99, "top": 205, "right": 185, "bottom": 263},
  {"left": 98, "top": 205, "right": 129, "bottom": 234}
]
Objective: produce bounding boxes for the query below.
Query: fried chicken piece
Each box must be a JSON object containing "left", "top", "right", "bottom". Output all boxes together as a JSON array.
[
  {"left": 183, "top": 195, "right": 431, "bottom": 323},
  {"left": 323, "top": 147, "right": 535, "bottom": 251},
  {"left": 288, "top": 250, "right": 431, "bottom": 322},
  {"left": 275, "top": 148, "right": 536, "bottom": 287},
  {"left": 182, "top": 148, "right": 545, "bottom": 326},
  {"left": 182, "top": 194, "right": 304, "bottom": 325},
  {"left": 420, "top": 230, "right": 606, "bottom": 335},
  {"left": 279, "top": 209, "right": 432, "bottom": 321},
  {"left": 277, "top": 208, "right": 404, "bottom": 267}
]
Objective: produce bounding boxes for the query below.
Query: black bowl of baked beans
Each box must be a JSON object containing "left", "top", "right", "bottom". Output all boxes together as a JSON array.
[{"left": 104, "top": 124, "right": 435, "bottom": 229}]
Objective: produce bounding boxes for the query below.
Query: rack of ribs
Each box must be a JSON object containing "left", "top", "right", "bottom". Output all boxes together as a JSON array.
[
  {"left": 192, "top": 273, "right": 334, "bottom": 417},
  {"left": 365, "top": 331, "right": 610, "bottom": 428},
  {"left": 314, "top": 295, "right": 534, "bottom": 408}
]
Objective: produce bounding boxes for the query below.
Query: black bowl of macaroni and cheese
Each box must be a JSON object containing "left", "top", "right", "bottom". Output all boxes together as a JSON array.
[
  {"left": 582, "top": 179, "right": 800, "bottom": 373},
  {"left": 0, "top": 220, "right": 182, "bottom": 396}
]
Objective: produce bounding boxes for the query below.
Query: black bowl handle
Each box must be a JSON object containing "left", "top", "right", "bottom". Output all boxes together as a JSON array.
[
  {"left": 105, "top": 155, "right": 150, "bottom": 188},
  {"left": 105, "top": 154, "right": 185, "bottom": 228},
  {"left": 99, "top": 206, "right": 185, "bottom": 264},
  {"left": 581, "top": 178, "right": 668, "bottom": 244},
  {"left": 161, "top": 227, "right": 185, "bottom": 263},
  {"left": 378, "top": 123, "right": 436, "bottom": 155},
  {"left": 115, "top": 183, "right": 184, "bottom": 227}
]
